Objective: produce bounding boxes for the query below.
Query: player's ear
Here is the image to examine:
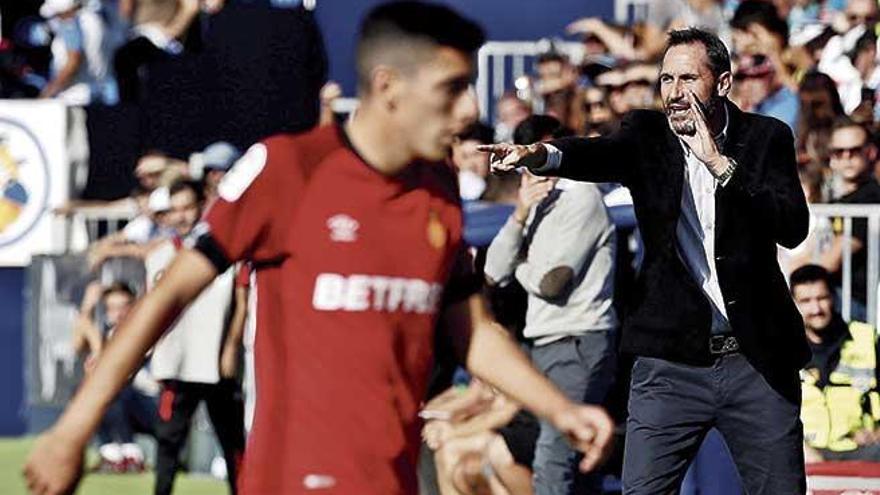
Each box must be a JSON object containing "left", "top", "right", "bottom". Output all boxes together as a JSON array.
[
  {"left": 716, "top": 71, "right": 732, "bottom": 98},
  {"left": 369, "top": 65, "right": 403, "bottom": 112}
]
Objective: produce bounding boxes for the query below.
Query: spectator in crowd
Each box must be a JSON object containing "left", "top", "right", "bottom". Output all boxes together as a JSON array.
[
  {"left": 495, "top": 91, "right": 533, "bottom": 143},
  {"left": 818, "top": 0, "right": 880, "bottom": 114},
  {"left": 733, "top": 53, "right": 800, "bottom": 130},
  {"left": 483, "top": 27, "right": 811, "bottom": 494},
  {"left": 797, "top": 71, "right": 847, "bottom": 166},
  {"left": 485, "top": 115, "right": 618, "bottom": 495},
  {"left": 39, "top": 0, "right": 117, "bottom": 104},
  {"left": 423, "top": 381, "right": 533, "bottom": 495},
  {"left": 621, "top": 63, "right": 659, "bottom": 111},
  {"left": 731, "top": 1, "right": 798, "bottom": 90},
  {"left": 582, "top": 86, "right": 615, "bottom": 136},
  {"left": 199, "top": 141, "right": 240, "bottom": 204},
  {"left": 595, "top": 68, "right": 631, "bottom": 119},
  {"left": 792, "top": 265, "right": 880, "bottom": 462},
  {"left": 73, "top": 281, "right": 158, "bottom": 473},
  {"left": 87, "top": 185, "right": 172, "bottom": 270},
  {"left": 144, "top": 179, "right": 246, "bottom": 495},
  {"left": 779, "top": 165, "right": 834, "bottom": 276},
  {"left": 113, "top": 0, "right": 204, "bottom": 102},
  {"left": 822, "top": 119, "right": 880, "bottom": 321},
  {"left": 535, "top": 51, "right": 585, "bottom": 133},
  {"left": 452, "top": 122, "right": 495, "bottom": 201}
]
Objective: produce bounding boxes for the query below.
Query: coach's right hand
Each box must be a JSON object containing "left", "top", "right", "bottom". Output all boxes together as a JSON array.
[
  {"left": 23, "top": 429, "right": 83, "bottom": 495},
  {"left": 478, "top": 143, "right": 548, "bottom": 173}
]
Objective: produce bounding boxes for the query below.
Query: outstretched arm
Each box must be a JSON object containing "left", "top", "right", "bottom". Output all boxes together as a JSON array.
[{"left": 24, "top": 249, "right": 218, "bottom": 495}]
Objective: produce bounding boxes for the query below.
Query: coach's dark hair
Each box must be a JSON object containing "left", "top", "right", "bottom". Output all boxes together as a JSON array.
[
  {"left": 513, "top": 115, "right": 572, "bottom": 146},
  {"left": 356, "top": 1, "right": 485, "bottom": 92},
  {"left": 789, "top": 264, "right": 834, "bottom": 294},
  {"left": 169, "top": 178, "right": 205, "bottom": 204},
  {"left": 663, "top": 28, "right": 731, "bottom": 80}
]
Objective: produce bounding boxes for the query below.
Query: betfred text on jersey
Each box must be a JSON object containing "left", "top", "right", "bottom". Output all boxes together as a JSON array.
[{"left": 312, "top": 273, "right": 443, "bottom": 314}]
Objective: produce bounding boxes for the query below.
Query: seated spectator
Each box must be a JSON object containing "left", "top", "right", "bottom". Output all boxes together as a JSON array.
[
  {"left": 452, "top": 123, "right": 495, "bottom": 201},
  {"left": 791, "top": 265, "right": 880, "bottom": 462},
  {"left": 198, "top": 141, "right": 240, "bottom": 203},
  {"left": 74, "top": 281, "right": 158, "bottom": 473},
  {"left": 422, "top": 381, "right": 534, "bottom": 495},
  {"left": 821, "top": 118, "right": 880, "bottom": 321},
  {"left": 40, "top": 0, "right": 117, "bottom": 104}
]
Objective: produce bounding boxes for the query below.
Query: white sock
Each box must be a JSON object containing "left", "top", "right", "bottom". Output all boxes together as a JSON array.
[{"left": 121, "top": 443, "right": 144, "bottom": 462}]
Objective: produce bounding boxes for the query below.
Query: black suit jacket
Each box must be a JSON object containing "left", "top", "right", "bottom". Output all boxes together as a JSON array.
[{"left": 542, "top": 101, "right": 811, "bottom": 398}]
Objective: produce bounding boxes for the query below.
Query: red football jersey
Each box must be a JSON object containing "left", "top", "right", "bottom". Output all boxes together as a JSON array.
[{"left": 201, "top": 125, "right": 472, "bottom": 495}]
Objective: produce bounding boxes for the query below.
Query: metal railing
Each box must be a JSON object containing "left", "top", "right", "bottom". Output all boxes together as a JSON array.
[
  {"left": 807, "top": 204, "right": 880, "bottom": 326},
  {"left": 476, "top": 40, "right": 582, "bottom": 122}
]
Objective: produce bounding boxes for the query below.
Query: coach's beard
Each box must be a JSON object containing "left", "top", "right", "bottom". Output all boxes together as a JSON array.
[{"left": 666, "top": 93, "right": 721, "bottom": 137}]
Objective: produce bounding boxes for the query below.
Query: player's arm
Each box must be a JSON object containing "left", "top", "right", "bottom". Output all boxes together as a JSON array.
[
  {"left": 24, "top": 249, "right": 218, "bottom": 495},
  {"left": 442, "top": 293, "right": 614, "bottom": 472}
]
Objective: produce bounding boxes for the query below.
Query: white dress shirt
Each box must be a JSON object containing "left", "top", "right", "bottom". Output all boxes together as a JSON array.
[{"left": 541, "top": 110, "right": 733, "bottom": 333}]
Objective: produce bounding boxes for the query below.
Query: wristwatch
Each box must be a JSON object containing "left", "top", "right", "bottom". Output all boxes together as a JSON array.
[{"left": 715, "top": 157, "right": 737, "bottom": 185}]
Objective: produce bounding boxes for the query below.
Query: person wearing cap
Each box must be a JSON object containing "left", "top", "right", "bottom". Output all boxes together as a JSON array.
[
  {"left": 199, "top": 141, "right": 241, "bottom": 203},
  {"left": 39, "top": 0, "right": 117, "bottom": 105}
]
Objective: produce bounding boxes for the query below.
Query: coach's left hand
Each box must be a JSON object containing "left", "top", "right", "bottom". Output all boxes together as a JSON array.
[{"left": 551, "top": 403, "right": 615, "bottom": 472}]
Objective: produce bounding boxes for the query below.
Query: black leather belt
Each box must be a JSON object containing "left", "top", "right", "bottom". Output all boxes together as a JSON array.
[{"left": 709, "top": 334, "right": 740, "bottom": 355}]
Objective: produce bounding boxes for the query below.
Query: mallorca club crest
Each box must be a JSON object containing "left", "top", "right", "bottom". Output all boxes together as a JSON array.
[{"left": 0, "top": 118, "right": 50, "bottom": 248}]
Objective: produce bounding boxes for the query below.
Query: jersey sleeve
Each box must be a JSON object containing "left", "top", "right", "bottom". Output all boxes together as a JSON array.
[
  {"left": 442, "top": 245, "right": 483, "bottom": 308},
  {"left": 194, "top": 141, "right": 293, "bottom": 272}
]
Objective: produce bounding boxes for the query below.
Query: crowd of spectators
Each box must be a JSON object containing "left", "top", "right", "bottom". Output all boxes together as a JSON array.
[{"left": 14, "top": 0, "right": 880, "bottom": 493}]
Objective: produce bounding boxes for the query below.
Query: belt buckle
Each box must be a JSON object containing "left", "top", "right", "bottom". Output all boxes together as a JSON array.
[{"left": 709, "top": 335, "right": 739, "bottom": 355}]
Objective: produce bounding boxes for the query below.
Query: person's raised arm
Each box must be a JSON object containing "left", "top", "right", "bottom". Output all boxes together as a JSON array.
[{"left": 24, "top": 248, "right": 218, "bottom": 495}]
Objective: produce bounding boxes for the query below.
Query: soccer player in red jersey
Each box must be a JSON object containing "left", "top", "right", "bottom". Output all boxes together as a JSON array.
[{"left": 24, "top": 3, "right": 613, "bottom": 494}]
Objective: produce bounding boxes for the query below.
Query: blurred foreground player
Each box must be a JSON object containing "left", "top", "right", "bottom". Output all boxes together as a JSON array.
[{"left": 23, "top": 2, "right": 613, "bottom": 495}]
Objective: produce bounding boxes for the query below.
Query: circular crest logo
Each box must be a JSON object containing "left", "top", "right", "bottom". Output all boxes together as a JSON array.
[{"left": 0, "top": 118, "right": 50, "bottom": 247}]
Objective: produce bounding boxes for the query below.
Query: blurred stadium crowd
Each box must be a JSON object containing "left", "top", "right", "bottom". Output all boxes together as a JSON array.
[{"left": 6, "top": 0, "right": 880, "bottom": 494}]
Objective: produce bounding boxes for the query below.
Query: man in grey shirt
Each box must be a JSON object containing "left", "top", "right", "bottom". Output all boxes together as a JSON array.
[{"left": 485, "top": 115, "right": 618, "bottom": 495}]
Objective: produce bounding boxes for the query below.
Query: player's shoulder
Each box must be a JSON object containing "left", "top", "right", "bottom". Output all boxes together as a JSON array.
[{"left": 260, "top": 125, "right": 345, "bottom": 169}]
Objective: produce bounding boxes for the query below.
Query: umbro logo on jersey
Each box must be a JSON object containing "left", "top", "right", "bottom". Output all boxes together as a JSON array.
[{"left": 327, "top": 214, "right": 359, "bottom": 242}]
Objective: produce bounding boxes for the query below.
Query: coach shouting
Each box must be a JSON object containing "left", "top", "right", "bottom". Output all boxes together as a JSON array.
[{"left": 482, "top": 28, "right": 810, "bottom": 494}]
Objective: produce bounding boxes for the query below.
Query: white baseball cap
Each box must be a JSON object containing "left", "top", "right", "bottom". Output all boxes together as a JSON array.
[{"left": 148, "top": 187, "right": 171, "bottom": 213}]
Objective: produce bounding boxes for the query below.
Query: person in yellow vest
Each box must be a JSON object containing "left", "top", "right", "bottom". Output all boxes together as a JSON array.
[{"left": 791, "top": 264, "right": 880, "bottom": 462}]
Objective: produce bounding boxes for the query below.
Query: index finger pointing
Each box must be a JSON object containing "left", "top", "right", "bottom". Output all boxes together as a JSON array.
[{"left": 476, "top": 144, "right": 504, "bottom": 154}]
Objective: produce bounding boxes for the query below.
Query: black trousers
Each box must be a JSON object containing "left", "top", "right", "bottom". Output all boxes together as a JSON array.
[
  {"left": 154, "top": 379, "right": 244, "bottom": 495},
  {"left": 622, "top": 354, "right": 806, "bottom": 495}
]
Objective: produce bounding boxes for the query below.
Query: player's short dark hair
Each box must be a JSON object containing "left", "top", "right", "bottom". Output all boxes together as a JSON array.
[
  {"left": 101, "top": 282, "right": 136, "bottom": 302},
  {"left": 356, "top": 1, "right": 485, "bottom": 92},
  {"left": 513, "top": 115, "right": 572, "bottom": 145},
  {"left": 457, "top": 122, "right": 494, "bottom": 145},
  {"left": 789, "top": 264, "right": 834, "bottom": 294},
  {"left": 663, "top": 28, "right": 731, "bottom": 80},
  {"left": 169, "top": 178, "right": 205, "bottom": 204},
  {"left": 731, "top": 0, "right": 789, "bottom": 47}
]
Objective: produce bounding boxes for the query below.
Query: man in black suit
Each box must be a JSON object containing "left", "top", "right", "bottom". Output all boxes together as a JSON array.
[{"left": 481, "top": 28, "right": 810, "bottom": 494}]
